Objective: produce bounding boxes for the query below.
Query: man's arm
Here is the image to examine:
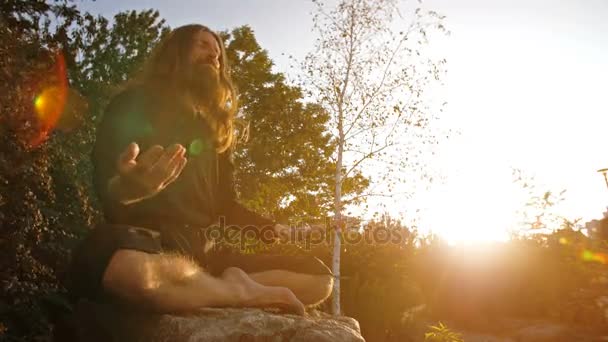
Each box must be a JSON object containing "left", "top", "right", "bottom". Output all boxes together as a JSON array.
[
  {"left": 106, "top": 143, "right": 187, "bottom": 205},
  {"left": 92, "top": 90, "right": 186, "bottom": 210}
]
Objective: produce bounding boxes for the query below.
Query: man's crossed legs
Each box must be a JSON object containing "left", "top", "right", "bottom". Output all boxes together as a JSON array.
[{"left": 69, "top": 224, "right": 333, "bottom": 315}]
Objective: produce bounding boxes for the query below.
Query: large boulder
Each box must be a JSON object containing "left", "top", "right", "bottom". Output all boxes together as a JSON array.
[
  {"left": 60, "top": 301, "right": 365, "bottom": 342},
  {"left": 151, "top": 308, "right": 364, "bottom": 342}
]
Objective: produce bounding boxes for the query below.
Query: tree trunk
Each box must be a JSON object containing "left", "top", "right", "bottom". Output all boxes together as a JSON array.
[{"left": 332, "top": 133, "right": 344, "bottom": 315}]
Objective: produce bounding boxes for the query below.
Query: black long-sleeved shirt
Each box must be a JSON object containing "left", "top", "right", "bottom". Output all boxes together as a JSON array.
[{"left": 92, "top": 86, "right": 275, "bottom": 234}]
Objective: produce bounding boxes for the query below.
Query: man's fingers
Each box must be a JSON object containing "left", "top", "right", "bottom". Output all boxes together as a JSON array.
[
  {"left": 137, "top": 145, "right": 164, "bottom": 169},
  {"left": 150, "top": 144, "right": 185, "bottom": 173},
  {"left": 161, "top": 157, "right": 187, "bottom": 188},
  {"left": 167, "top": 153, "right": 188, "bottom": 177},
  {"left": 160, "top": 154, "right": 186, "bottom": 184},
  {"left": 147, "top": 144, "right": 185, "bottom": 186},
  {"left": 117, "top": 142, "right": 139, "bottom": 173},
  {"left": 165, "top": 145, "right": 187, "bottom": 172}
]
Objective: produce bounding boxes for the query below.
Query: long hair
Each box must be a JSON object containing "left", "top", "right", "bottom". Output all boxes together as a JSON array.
[{"left": 138, "top": 24, "right": 238, "bottom": 153}]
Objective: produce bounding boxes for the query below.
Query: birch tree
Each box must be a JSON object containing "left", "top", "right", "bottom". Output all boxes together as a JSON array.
[
  {"left": 222, "top": 26, "right": 368, "bottom": 224},
  {"left": 301, "top": 0, "right": 448, "bottom": 315}
]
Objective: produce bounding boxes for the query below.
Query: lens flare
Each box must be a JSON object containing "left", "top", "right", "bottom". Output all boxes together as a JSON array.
[
  {"left": 28, "top": 52, "right": 69, "bottom": 148},
  {"left": 34, "top": 86, "right": 67, "bottom": 125},
  {"left": 189, "top": 139, "right": 206, "bottom": 156},
  {"left": 581, "top": 249, "right": 608, "bottom": 264}
]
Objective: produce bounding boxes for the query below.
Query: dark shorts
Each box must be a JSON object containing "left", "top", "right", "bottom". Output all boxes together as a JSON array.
[{"left": 69, "top": 223, "right": 332, "bottom": 302}]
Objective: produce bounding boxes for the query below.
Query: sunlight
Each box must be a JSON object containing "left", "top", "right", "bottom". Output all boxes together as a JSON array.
[
  {"left": 422, "top": 205, "right": 514, "bottom": 245},
  {"left": 404, "top": 9, "right": 608, "bottom": 243},
  {"left": 418, "top": 160, "right": 521, "bottom": 244}
]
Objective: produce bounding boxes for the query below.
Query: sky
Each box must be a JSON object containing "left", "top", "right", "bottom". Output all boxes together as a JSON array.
[{"left": 77, "top": 0, "right": 608, "bottom": 243}]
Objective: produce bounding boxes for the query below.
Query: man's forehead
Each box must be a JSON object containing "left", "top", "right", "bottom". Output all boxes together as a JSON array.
[{"left": 194, "top": 31, "right": 219, "bottom": 46}]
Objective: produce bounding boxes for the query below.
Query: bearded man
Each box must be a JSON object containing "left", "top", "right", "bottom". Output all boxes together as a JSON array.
[{"left": 69, "top": 24, "right": 333, "bottom": 315}]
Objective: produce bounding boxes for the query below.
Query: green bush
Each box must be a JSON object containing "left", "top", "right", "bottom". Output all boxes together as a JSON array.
[{"left": 0, "top": 24, "right": 99, "bottom": 341}]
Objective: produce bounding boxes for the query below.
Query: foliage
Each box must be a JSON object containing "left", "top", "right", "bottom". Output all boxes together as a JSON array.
[
  {"left": 65, "top": 9, "right": 169, "bottom": 101},
  {"left": 302, "top": 0, "right": 448, "bottom": 314},
  {"left": 266, "top": 214, "right": 426, "bottom": 341},
  {"left": 424, "top": 322, "right": 464, "bottom": 342},
  {"left": 221, "top": 26, "right": 368, "bottom": 223},
  {"left": 340, "top": 217, "right": 424, "bottom": 341},
  {"left": 0, "top": 3, "right": 92, "bottom": 340},
  {"left": 0, "top": 3, "right": 168, "bottom": 340},
  {"left": 0, "top": 2, "right": 361, "bottom": 339},
  {"left": 3, "top": 2, "right": 605, "bottom": 342},
  {"left": 511, "top": 167, "right": 574, "bottom": 234},
  {"left": 269, "top": 213, "right": 608, "bottom": 340},
  {"left": 413, "top": 230, "right": 606, "bottom": 331}
]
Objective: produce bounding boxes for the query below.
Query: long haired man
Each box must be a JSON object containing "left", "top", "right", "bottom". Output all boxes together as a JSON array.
[{"left": 70, "top": 25, "right": 333, "bottom": 315}]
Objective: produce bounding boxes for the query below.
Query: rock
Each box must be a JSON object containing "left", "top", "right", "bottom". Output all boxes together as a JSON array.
[
  {"left": 153, "top": 308, "right": 364, "bottom": 342},
  {"left": 67, "top": 300, "right": 365, "bottom": 342}
]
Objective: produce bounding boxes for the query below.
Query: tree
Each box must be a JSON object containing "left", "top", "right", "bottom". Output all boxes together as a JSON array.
[
  {"left": 222, "top": 26, "right": 368, "bottom": 224},
  {"left": 56, "top": 9, "right": 169, "bottom": 136},
  {"left": 0, "top": 2, "right": 89, "bottom": 339},
  {"left": 0, "top": 3, "right": 169, "bottom": 339},
  {"left": 340, "top": 214, "right": 421, "bottom": 340},
  {"left": 301, "top": 0, "right": 447, "bottom": 314},
  {"left": 511, "top": 167, "right": 577, "bottom": 235}
]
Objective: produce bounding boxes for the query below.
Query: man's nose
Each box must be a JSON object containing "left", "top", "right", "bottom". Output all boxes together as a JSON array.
[
  {"left": 209, "top": 49, "right": 219, "bottom": 62},
  {"left": 208, "top": 51, "right": 219, "bottom": 68}
]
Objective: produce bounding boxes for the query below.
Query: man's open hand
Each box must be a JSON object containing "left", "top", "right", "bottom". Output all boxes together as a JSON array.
[{"left": 108, "top": 142, "right": 187, "bottom": 205}]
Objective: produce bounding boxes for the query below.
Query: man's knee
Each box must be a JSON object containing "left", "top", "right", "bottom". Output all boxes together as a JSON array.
[
  {"left": 300, "top": 274, "right": 333, "bottom": 306},
  {"left": 316, "top": 274, "right": 334, "bottom": 295},
  {"left": 102, "top": 249, "right": 160, "bottom": 302},
  {"left": 302, "top": 274, "right": 333, "bottom": 303}
]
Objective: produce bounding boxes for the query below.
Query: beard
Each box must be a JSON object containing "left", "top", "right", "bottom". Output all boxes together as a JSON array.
[{"left": 181, "top": 61, "right": 223, "bottom": 111}]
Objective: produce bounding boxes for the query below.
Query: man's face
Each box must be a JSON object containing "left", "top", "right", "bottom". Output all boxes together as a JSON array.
[
  {"left": 189, "top": 30, "right": 220, "bottom": 71},
  {"left": 183, "top": 30, "right": 223, "bottom": 107}
]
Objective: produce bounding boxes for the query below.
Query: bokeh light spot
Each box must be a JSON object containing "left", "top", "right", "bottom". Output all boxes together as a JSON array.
[
  {"left": 189, "top": 139, "right": 206, "bottom": 156},
  {"left": 34, "top": 86, "right": 66, "bottom": 123},
  {"left": 34, "top": 95, "right": 44, "bottom": 112},
  {"left": 582, "top": 250, "right": 594, "bottom": 261},
  {"left": 581, "top": 249, "right": 607, "bottom": 264}
]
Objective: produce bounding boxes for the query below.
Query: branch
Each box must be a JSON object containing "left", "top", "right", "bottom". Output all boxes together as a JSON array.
[
  {"left": 343, "top": 148, "right": 369, "bottom": 155},
  {"left": 314, "top": 0, "right": 346, "bottom": 37},
  {"left": 344, "top": 126, "right": 369, "bottom": 141},
  {"left": 347, "top": 191, "right": 411, "bottom": 203},
  {"left": 343, "top": 22, "right": 416, "bottom": 138},
  {"left": 343, "top": 140, "right": 397, "bottom": 180},
  {"left": 336, "top": 3, "right": 358, "bottom": 137}
]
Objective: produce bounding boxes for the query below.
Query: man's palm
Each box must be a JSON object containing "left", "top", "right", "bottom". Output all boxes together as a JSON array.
[{"left": 113, "top": 142, "right": 187, "bottom": 203}]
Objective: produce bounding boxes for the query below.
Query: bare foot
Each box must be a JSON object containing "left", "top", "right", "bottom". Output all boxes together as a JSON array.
[{"left": 221, "top": 267, "right": 305, "bottom": 315}]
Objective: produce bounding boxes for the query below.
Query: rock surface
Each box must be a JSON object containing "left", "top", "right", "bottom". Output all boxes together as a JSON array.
[
  {"left": 151, "top": 308, "right": 364, "bottom": 342},
  {"left": 69, "top": 301, "right": 365, "bottom": 342}
]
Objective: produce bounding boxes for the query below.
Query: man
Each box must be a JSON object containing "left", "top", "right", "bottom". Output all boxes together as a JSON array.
[{"left": 70, "top": 24, "right": 333, "bottom": 316}]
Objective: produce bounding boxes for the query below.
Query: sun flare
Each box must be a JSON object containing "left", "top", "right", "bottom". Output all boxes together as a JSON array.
[{"left": 419, "top": 167, "right": 523, "bottom": 245}]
